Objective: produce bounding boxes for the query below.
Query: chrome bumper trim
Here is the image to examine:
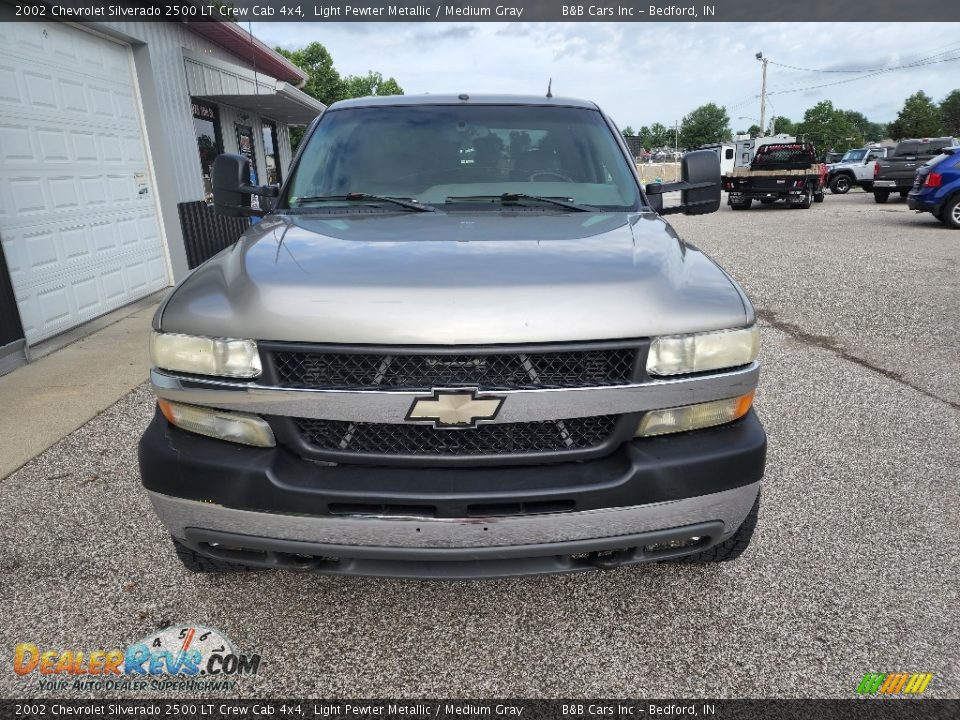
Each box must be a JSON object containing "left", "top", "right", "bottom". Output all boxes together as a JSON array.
[
  {"left": 150, "top": 363, "right": 759, "bottom": 424},
  {"left": 148, "top": 482, "right": 760, "bottom": 549}
]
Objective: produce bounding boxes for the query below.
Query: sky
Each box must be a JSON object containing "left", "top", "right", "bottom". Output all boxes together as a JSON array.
[{"left": 251, "top": 21, "right": 960, "bottom": 131}]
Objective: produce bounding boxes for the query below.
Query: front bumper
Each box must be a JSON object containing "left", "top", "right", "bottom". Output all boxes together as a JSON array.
[{"left": 139, "top": 409, "right": 766, "bottom": 578}]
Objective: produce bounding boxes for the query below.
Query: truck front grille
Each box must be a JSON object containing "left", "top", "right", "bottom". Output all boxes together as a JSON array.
[
  {"left": 269, "top": 347, "right": 637, "bottom": 390},
  {"left": 293, "top": 416, "right": 619, "bottom": 457}
]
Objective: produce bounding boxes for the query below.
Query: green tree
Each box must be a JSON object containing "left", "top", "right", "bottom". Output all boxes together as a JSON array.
[
  {"left": 940, "top": 89, "right": 960, "bottom": 136},
  {"left": 341, "top": 70, "right": 403, "bottom": 99},
  {"left": 769, "top": 115, "right": 793, "bottom": 135},
  {"left": 274, "top": 42, "right": 344, "bottom": 106},
  {"left": 621, "top": 126, "right": 636, "bottom": 136},
  {"left": 746, "top": 124, "right": 762, "bottom": 138},
  {"left": 888, "top": 91, "right": 943, "bottom": 139},
  {"left": 795, "top": 101, "right": 862, "bottom": 152},
  {"left": 678, "top": 103, "right": 731, "bottom": 149},
  {"left": 646, "top": 122, "right": 672, "bottom": 149}
]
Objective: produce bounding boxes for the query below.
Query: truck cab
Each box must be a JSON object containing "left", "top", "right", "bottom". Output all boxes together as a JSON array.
[{"left": 138, "top": 95, "right": 766, "bottom": 578}]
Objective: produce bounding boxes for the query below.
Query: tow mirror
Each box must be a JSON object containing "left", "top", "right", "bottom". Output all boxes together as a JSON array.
[
  {"left": 212, "top": 153, "right": 278, "bottom": 217},
  {"left": 645, "top": 150, "right": 721, "bottom": 216}
]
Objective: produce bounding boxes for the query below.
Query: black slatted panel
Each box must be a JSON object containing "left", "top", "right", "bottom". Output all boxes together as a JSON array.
[
  {"left": 0, "top": 243, "right": 24, "bottom": 346},
  {"left": 271, "top": 348, "right": 637, "bottom": 390},
  {"left": 177, "top": 201, "right": 250, "bottom": 269},
  {"left": 294, "top": 416, "right": 619, "bottom": 457}
]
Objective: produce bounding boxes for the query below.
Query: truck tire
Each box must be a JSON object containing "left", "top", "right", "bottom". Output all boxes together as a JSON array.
[
  {"left": 814, "top": 191, "right": 825, "bottom": 203},
  {"left": 730, "top": 199, "right": 752, "bottom": 210},
  {"left": 792, "top": 186, "right": 813, "bottom": 209},
  {"left": 172, "top": 538, "right": 258, "bottom": 573},
  {"left": 899, "top": 190, "right": 909, "bottom": 199},
  {"left": 874, "top": 190, "right": 890, "bottom": 204},
  {"left": 861, "top": 182, "right": 873, "bottom": 192},
  {"left": 666, "top": 493, "right": 759, "bottom": 564},
  {"left": 829, "top": 174, "right": 852, "bottom": 194},
  {"left": 942, "top": 195, "right": 960, "bottom": 229}
]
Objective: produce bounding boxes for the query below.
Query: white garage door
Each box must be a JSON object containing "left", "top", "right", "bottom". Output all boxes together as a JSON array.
[{"left": 0, "top": 23, "right": 169, "bottom": 344}]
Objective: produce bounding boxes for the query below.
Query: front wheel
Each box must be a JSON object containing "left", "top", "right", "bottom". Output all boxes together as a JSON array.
[
  {"left": 942, "top": 196, "right": 960, "bottom": 229},
  {"left": 666, "top": 492, "right": 759, "bottom": 564},
  {"left": 874, "top": 190, "right": 890, "bottom": 204},
  {"left": 829, "top": 174, "right": 852, "bottom": 194}
]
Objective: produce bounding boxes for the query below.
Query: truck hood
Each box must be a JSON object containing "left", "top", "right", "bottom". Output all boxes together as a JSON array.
[{"left": 158, "top": 212, "right": 751, "bottom": 344}]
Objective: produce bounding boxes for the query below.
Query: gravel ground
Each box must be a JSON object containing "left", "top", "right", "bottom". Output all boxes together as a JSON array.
[{"left": 1, "top": 192, "right": 958, "bottom": 699}]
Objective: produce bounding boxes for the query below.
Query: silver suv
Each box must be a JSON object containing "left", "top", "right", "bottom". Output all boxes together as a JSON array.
[{"left": 139, "top": 95, "right": 766, "bottom": 578}]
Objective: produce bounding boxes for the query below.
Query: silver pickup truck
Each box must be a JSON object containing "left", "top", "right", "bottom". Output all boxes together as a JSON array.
[{"left": 139, "top": 95, "right": 766, "bottom": 578}]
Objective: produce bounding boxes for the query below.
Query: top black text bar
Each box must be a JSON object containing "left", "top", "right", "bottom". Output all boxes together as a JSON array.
[{"left": 4, "top": 0, "right": 960, "bottom": 22}]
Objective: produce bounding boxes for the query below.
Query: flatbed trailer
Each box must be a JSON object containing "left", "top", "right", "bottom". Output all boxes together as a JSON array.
[{"left": 722, "top": 143, "right": 826, "bottom": 209}]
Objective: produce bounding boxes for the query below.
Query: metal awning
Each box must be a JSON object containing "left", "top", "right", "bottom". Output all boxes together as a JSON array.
[{"left": 195, "top": 82, "right": 325, "bottom": 126}]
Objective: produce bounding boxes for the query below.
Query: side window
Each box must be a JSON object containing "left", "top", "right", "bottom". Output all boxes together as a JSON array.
[
  {"left": 192, "top": 101, "right": 222, "bottom": 203},
  {"left": 725, "top": 148, "right": 734, "bottom": 160}
]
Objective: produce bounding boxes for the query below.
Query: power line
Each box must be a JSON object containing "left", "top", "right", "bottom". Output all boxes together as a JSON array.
[
  {"left": 769, "top": 42, "right": 960, "bottom": 73},
  {"left": 768, "top": 53, "right": 960, "bottom": 96}
]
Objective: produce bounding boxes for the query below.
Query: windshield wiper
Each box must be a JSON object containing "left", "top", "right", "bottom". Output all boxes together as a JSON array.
[
  {"left": 291, "top": 193, "right": 437, "bottom": 212},
  {"left": 446, "top": 192, "right": 595, "bottom": 212}
]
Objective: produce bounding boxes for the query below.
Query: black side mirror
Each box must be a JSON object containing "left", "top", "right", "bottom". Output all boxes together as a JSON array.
[
  {"left": 679, "top": 150, "right": 722, "bottom": 215},
  {"left": 644, "top": 149, "right": 721, "bottom": 216},
  {"left": 212, "top": 153, "right": 278, "bottom": 217}
]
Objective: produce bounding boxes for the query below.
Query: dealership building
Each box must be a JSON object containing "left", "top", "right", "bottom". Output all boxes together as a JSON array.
[{"left": 0, "top": 18, "right": 325, "bottom": 375}]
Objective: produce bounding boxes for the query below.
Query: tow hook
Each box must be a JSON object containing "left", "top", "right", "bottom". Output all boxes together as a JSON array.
[{"left": 588, "top": 549, "right": 637, "bottom": 570}]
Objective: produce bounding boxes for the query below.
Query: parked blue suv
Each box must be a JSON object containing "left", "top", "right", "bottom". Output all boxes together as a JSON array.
[{"left": 907, "top": 147, "right": 960, "bottom": 229}]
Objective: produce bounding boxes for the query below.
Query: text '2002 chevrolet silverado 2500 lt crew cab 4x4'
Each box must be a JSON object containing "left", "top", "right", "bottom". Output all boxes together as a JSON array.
[{"left": 139, "top": 95, "right": 766, "bottom": 579}]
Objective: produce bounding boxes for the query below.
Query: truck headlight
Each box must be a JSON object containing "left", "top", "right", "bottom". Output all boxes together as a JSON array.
[
  {"left": 150, "top": 332, "right": 261, "bottom": 378},
  {"left": 635, "top": 392, "right": 754, "bottom": 437},
  {"left": 158, "top": 399, "right": 275, "bottom": 447},
  {"left": 647, "top": 325, "right": 758, "bottom": 376}
]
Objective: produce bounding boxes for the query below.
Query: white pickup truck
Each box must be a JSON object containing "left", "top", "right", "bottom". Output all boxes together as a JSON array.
[{"left": 825, "top": 146, "right": 892, "bottom": 194}]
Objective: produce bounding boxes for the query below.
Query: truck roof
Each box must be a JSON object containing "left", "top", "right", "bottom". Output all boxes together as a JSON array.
[{"left": 326, "top": 93, "right": 601, "bottom": 111}]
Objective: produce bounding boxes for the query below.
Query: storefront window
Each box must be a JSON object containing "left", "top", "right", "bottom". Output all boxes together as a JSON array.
[
  {"left": 236, "top": 124, "right": 260, "bottom": 211},
  {"left": 262, "top": 121, "right": 282, "bottom": 185},
  {"left": 192, "top": 101, "right": 221, "bottom": 203}
]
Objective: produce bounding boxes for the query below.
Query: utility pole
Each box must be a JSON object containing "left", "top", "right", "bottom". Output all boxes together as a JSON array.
[
  {"left": 756, "top": 52, "right": 768, "bottom": 137},
  {"left": 674, "top": 120, "right": 678, "bottom": 156}
]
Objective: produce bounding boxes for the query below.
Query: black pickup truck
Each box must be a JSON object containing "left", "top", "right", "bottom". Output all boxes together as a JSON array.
[
  {"left": 722, "top": 143, "right": 826, "bottom": 210},
  {"left": 873, "top": 137, "right": 960, "bottom": 203}
]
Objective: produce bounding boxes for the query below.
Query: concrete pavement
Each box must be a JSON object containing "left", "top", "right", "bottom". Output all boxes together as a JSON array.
[{"left": 0, "top": 291, "right": 165, "bottom": 480}]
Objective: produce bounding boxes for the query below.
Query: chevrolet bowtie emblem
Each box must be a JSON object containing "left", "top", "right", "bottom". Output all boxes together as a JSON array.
[{"left": 405, "top": 388, "right": 505, "bottom": 429}]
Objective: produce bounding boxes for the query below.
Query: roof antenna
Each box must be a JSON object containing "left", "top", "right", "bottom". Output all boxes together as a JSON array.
[{"left": 546, "top": 78, "right": 553, "bottom": 98}]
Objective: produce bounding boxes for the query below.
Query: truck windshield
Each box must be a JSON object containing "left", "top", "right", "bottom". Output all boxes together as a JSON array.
[
  {"left": 840, "top": 149, "right": 867, "bottom": 162},
  {"left": 284, "top": 104, "right": 641, "bottom": 211}
]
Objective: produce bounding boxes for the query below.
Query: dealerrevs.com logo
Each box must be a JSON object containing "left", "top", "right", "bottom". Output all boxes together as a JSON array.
[{"left": 13, "top": 625, "right": 261, "bottom": 692}]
